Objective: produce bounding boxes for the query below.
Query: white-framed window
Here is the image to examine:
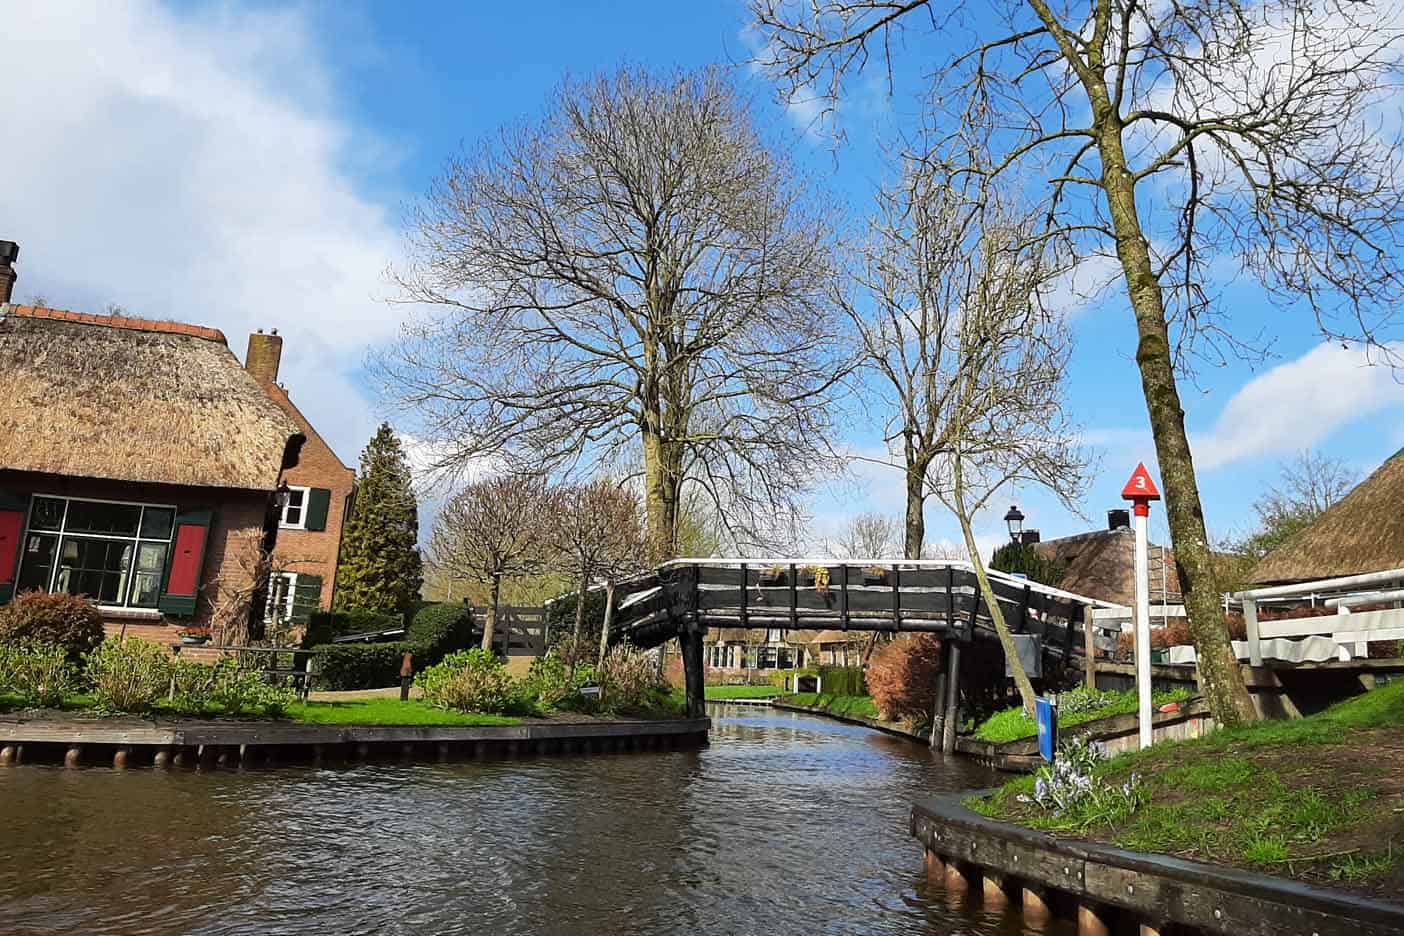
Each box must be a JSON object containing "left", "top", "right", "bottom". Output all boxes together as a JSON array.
[
  {"left": 265, "top": 572, "right": 298, "bottom": 624},
  {"left": 279, "top": 486, "right": 310, "bottom": 529},
  {"left": 15, "top": 495, "right": 176, "bottom": 610}
]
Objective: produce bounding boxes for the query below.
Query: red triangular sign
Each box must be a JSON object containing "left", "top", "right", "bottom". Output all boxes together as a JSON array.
[{"left": 1121, "top": 462, "right": 1161, "bottom": 500}]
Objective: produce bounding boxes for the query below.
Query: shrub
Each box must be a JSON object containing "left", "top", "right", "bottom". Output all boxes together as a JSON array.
[
  {"left": 817, "top": 665, "right": 865, "bottom": 696},
  {"left": 866, "top": 635, "right": 944, "bottom": 722},
  {"left": 171, "top": 660, "right": 297, "bottom": 717},
  {"left": 545, "top": 590, "right": 608, "bottom": 649},
  {"left": 416, "top": 648, "right": 524, "bottom": 715},
  {"left": 520, "top": 651, "right": 595, "bottom": 712},
  {"left": 312, "top": 641, "right": 414, "bottom": 691},
  {"left": 990, "top": 541, "right": 1067, "bottom": 587},
  {"left": 0, "top": 642, "right": 76, "bottom": 707},
  {"left": 0, "top": 591, "right": 105, "bottom": 659},
  {"left": 407, "top": 603, "right": 476, "bottom": 665},
  {"left": 86, "top": 638, "right": 171, "bottom": 713},
  {"left": 302, "top": 609, "right": 402, "bottom": 648},
  {"left": 596, "top": 646, "right": 672, "bottom": 715}
]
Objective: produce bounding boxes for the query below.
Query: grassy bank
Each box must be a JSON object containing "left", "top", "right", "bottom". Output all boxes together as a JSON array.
[
  {"left": 1, "top": 693, "right": 518, "bottom": 727},
  {"left": 973, "top": 686, "right": 1195, "bottom": 743},
  {"left": 969, "top": 681, "right": 1404, "bottom": 899},
  {"left": 777, "top": 692, "right": 882, "bottom": 721},
  {"left": 704, "top": 685, "right": 783, "bottom": 700}
]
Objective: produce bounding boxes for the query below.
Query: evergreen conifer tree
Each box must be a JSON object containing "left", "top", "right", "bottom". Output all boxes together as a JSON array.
[{"left": 334, "top": 423, "right": 423, "bottom": 618}]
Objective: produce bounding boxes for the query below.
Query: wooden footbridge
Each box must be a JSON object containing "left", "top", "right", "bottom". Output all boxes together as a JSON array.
[{"left": 609, "top": 559, "right": 1117, "bottom": 745}]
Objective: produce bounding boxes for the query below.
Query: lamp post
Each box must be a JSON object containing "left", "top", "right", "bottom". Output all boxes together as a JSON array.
[
  {"left": 1121, "top": 463, "right": 1161, "bottom": 749},
  {"left": 1004, "top": 505, "right": 1025, "bottom": 544}
]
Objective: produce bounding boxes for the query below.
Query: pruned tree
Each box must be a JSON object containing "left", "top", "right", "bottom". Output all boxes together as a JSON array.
[
  {"left": 428, "top": 476, "right": 557, "bottom": 651},
  {"left": 931, "top": 199, "right": 1089, "bottom": 714},
  {"left": 831, "top": 511, "right": 901, "bottom": 558},
  {"left": 380, "top": 64, "right": 851, "bottom": 559},
  {"left": 744, "top": 0, "right": 1404, "bottom": 723},
  {"left": 1233, "top": 449, "right": 1358, "bottom": 560},
  {"left": 554, "top": 478, "right": 648, "bottom": 674}
]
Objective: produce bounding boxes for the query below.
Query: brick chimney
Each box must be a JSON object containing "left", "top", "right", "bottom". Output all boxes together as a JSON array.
[
  {"left": 0, "top": 241, "right": 17, "bottom": 304},
  {"left": 245, "top": 328, "right": 283, "bottom": 385}
]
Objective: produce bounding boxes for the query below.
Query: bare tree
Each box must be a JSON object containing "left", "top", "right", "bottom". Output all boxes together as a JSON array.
[
  {"left": 380, "top": 65, "right": 851, "bottom": 559},
  {"left": 831, "top": 511, "right": 901, "bottom": 558},
  {"left": 1234, "top": 449, "right": 1358, "bottom": 560},
  {"left": 930, "top": 201, "right": 1089, "bottom": 713},
  {"left": 429, "top": 476, "right": 557, "bottom": 651},
  {"left": 745, "top": 0, "right": 1404, "bottom": 723},
  {"left": 555, "top": 478, "right": 649, "bottom": 674}
]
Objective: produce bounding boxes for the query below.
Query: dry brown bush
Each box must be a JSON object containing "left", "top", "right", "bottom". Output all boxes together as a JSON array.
[{"left": 866, "top": 635, "right": 944, "bottom": 722}]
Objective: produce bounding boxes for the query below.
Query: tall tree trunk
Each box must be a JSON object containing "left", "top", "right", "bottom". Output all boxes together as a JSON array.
[
  {"left": 641, "top": 428, "right": 681, "bottom": 560},
  {"left": 569, "top": 566, "right": 590, "bottom": 678},
  {"left": 480, "top": 574, "right": 501, "bottom": 652},
  {"left": 596, "top": 580, "right": 617, "bottom": 669},
  {"left": 1091, "top": 106, "right": 1257, "bottom": 725},
  {"left": 953, "top": 468, "right": 1038, "bottom": 713},
  {"left": 904, "top": 464, "right": 926, "bottom": 559}
]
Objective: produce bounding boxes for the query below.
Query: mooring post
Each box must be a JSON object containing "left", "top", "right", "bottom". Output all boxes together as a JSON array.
[
  {"left": 924, "top": 850, "right": 946, "bottom": 885},
  {"left": 113, "top": 747, "right": 130, "bottom": 769},
  {"left": 64, "top": 745, "right": 82, "bottom": 769},
  {"left": 1078, "top": 902, "right": 1112, "bottom": 936},
  {"left": 981, "top": 872, "right": 1012, "bottom": 909},
  {"left": 0, "top": 745, "right": 14, "bottom": 766},
  {"left": 941, "top": 640, "right": 962, "bottom": 753},
  {"left": 1023, "top": 886, "right": 1051, "bottom": 924},
  {"left": 943, "top": 861, "right": 972, "bottom": 893},
  {"left": 400, "top": 650, "right": 414, "bottom": 702},
  {"left": 1138, "top": 924, "right": 1163, "bottom": 936}
]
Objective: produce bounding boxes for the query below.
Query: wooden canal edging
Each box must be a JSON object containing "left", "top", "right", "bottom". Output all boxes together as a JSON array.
[
  {"left": 912, "top": 793, "right": 1404, "bottom": 936},
  {"left": 0, "top": 716, "right": 710, "bottom": 769}
]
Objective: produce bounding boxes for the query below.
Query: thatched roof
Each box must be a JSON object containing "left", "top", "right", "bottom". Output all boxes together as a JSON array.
[
  {"left": 1035, "top": 528, "right": 1180, "bottom": 608},
  {"left": 1252, "top": 449, "right": 1404, "bottom": 585},
  {"left": 0, "top": 305, "right": 303, "bottom": 491}
]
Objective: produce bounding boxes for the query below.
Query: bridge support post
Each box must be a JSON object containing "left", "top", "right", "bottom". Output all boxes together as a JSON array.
[
  {"left": 941, "top": 641, "right": 962, "bottom": 753},
  {"left": 680, "top": 623, "right": 705, "bottom": 719}
]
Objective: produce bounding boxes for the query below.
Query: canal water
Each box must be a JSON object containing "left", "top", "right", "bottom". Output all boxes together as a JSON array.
[{"left": 0, "top": 705, "right": 1067, "bottom": 935}]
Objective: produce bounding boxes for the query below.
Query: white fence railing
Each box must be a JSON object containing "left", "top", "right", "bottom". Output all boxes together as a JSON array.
[{"left": 1233, "top": 568, "right": 1404, "bottom": 666}]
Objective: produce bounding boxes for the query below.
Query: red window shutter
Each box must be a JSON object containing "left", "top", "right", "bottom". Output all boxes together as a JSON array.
[
  {"left": 0, "top": 508, "right": 23, "bottom": 605},
  {"left": 158, "top": 509, "right": 214, "bottom": 617}
]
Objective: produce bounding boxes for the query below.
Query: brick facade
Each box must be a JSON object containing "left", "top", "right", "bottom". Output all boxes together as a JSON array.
[
  {"left": 0, "top": 470, "right": 271, "bottom": 646},
  {"left": 244, "top": 332, "right": 355, "bottom": 614}
]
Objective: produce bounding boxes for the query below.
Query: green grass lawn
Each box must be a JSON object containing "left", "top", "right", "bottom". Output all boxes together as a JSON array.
[
  {"left": 969, "top": 680, "right": 1404, "bottom": 896},
  {"left": 973, "top": 686, "right": 1196, "bottom": 743},
  {"left": 285, "top": 698, "right": 520, "bottom": 726},
  {"left": 778, "top": 692, "right": 882, "bottom": 721},
  {"left": 704, "top": 685, "right": 782, "bottom": 700}
]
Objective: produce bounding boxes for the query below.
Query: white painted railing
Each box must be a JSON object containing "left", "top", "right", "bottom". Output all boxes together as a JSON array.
[{"left": 1233, "top": 568, "right": 1404, "bottom": 665}]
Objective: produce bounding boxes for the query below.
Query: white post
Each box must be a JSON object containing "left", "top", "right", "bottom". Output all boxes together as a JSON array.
[
  {"left": 1244, "top": 598, "right": 1262, "bottom": 667},
  {"left": 1134, "top": 507, "right": 1153, "bottom": 750}
]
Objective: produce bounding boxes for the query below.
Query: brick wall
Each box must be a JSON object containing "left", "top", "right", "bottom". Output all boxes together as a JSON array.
[
  {"left": 0, "top": 470, "right": 269, "bottom": 649},
  {"left": 260, "top": 384, "right": 355, "bottom": 610}
]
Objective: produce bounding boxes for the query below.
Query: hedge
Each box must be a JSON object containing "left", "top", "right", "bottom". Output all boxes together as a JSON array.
[
  {"left": 407, "top": 603, "right": 476, "bottom": 666},
  {"left": 302, "top": 609, "right": 402, "bottom": 649},
  {"left": 817, "top": 665, "right": 866, "bottom": 696},
  {"left": 313, "top": 641, "right": 415, "bottom": 691}
]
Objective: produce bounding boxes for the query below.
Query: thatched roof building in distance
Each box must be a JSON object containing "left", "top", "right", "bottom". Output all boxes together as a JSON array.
[
  {"left": 1033, "top": 518, "right": 1180, "bottom": 609},
  {"left": 0, "top": 306, "right": 301, "bottom": 490},
  {"left": 1252, "top": 449, "right": 1404, "bottom": 585}
]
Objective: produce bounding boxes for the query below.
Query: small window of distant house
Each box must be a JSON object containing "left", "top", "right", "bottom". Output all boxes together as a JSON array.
[
  {"left": 15, "top": 495, "right": 176, "bottom": 609},
  {"left": 280, "top": 486, "right": 310, "bottom": 529},
  {"left": 266, "top": 571, "right": 297, "bottom": 623}
]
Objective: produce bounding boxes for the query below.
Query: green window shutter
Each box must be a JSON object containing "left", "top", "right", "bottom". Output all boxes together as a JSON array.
[
  {"left": 305, "top": 488, "right": 332, "bottom": 532},
  {"left": 291, "top": 573, "right": 324, "bottom": 625},
  {"left": 0, "top": 489, "right": 27, "bottom": 606},
  {"left": 158, "top": 509, "right": 215, "bottom": 617}
]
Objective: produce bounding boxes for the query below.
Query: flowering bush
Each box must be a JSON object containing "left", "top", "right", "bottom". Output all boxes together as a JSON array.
[
  {"left": 1021, "top": 737, "right": 1143, "bottom": 825},
  {"left": 866, "top": 635, "right": 943, "bottom": 721}
]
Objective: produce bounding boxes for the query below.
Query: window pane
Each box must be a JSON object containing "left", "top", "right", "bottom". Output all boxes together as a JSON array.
[
  {"left": 29, "top": 497, "right": 65, "bottom": 532},
  {"left": 56, "top": 538, "right": 133, "bottom": 604},
  {"left": 135, "top": 541, "right": 167, "bottom": 573},
  {"left": 64, "top": 501, "right": 141, "bottom": 536},
  {"left": 17, "top": 533, "right": 57, "bottom": 593},
  {"left": 131, "top": 573, "right": 162, "bottom": 609},
  {"left": 140, "top": 507, "right": 175, "bottom": 540}
]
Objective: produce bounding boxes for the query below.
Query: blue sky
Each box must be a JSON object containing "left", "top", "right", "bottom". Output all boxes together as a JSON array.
[{"left": 2, "top": 0, "right": 1402, "bottom": 556}]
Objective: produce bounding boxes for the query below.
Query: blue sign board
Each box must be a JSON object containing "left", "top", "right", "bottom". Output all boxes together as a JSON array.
[{"left": 1035, "top": 696, "right": 1057, "bottom": 763}]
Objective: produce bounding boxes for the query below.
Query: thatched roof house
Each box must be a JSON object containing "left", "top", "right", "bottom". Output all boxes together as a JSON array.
[
  {"left": 0, "top": 306, "right": 301, "bottom": 489},
  {"left": 1252, "top": 449, "right": 1404, "bottom": 585},
  {"left": 1034, "top": 525, "right": 1180, "bottom": 608},
  {"left": 0, "top": 301, "right": 306, "bottom": 644}
]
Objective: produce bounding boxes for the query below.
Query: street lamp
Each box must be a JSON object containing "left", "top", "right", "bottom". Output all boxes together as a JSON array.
[
  {"left": 273, "top": 481, "right": 291, "bottom": 514},
  {"left": 1004, "top": 505, "right": 1025, "bottom": 543}
]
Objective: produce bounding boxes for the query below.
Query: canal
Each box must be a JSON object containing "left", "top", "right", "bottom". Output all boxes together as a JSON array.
[{"left": 0, "top": 705, "right": 1062, "bottom": 935}]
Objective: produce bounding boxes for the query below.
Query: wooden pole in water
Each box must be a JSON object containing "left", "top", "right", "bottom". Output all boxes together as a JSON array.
[
  {"left": 923, "top": 850, "right": 946, "bottom": 885},
  {"left": 1078, "top": 902, "right": 1112, "bottom": 936},
  {"left": 1023, "top": 887, "right": 1051, "bottom": 924},
  {"left": 941, "top": 641, "right": 962, "bottom": 753}
]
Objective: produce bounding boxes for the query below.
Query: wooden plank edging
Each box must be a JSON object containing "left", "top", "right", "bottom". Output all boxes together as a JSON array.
[{"left": 912, "top": 793, "right": 1404, "bottom": 936}]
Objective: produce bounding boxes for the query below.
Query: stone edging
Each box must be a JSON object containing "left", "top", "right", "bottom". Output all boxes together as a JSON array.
[{"left": 912, "top": 792, "right": 1404, "bottom": 936}]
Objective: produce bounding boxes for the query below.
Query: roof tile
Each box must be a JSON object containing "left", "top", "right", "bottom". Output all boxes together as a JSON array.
[{"left": 3, "top": 304, "right": 226, "bottom": 344}]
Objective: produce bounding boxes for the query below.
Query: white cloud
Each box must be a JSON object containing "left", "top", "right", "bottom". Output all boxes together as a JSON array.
[
  {"left": 1191, "top": 342, "right": 1404, "bottom": 470},
  {"left": 0, "top": 0, "right": 404, "bottom": 463}
]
